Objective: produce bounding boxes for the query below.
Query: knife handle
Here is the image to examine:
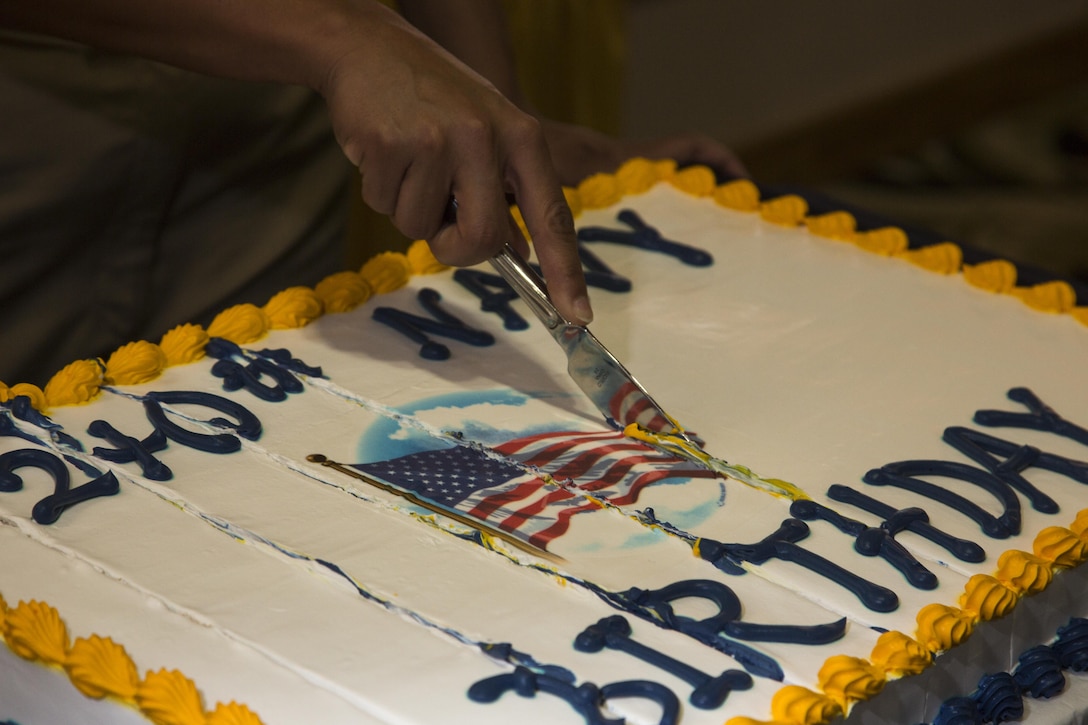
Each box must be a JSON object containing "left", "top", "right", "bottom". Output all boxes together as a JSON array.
[
  {"left": 443, "top": 196, "right": 567, "bottom": 331},
  {"left": 489, "top": 244, "right": 566, "bottom": 331}
]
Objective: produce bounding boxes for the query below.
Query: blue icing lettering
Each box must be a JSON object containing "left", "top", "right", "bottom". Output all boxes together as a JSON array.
[
  {"left": 479, "top": 643, "right": 575, "bottom": 684},
  {"left": 943, "top": 426, "right": 1061, "bottom": 514},
  {"left": 790, "top": 498, "right": 938, "bottom": 590},
  {"left": 205, "top": 339, "right": 320, "bottom": 399},
  {"left": 576, "top": 243, "right": 632, "bottom": 292},
  {"left": 453, "top": 268, "right": 529, "bottom": 331},
  {"left": 87, "top": 419, "right": 172, "bottom": 481},
  {"left": 143, "top": 390, "right": 261, "bottom": 453},
  {"left": 249, "top": 347, "right": 323, "bottom": 377},
  {"left": 0, "top": 448, "right": 119, "bottom": 525},
  {"left": 468, "top": 666, "right": 680, "bottom": 725},
  {"left": 826, "top": 484, "right": 985, "bottom": 563},
  {"left": 697, "top": 519, "right": 900, "bottom": 613},
  {"left": 577, "top": 209, "right": 713, "bottom": 266},
  {"left": 4, "top": 396, "right": 84, "bottom": 451},
  {"left": 574, "top": 614, "right": 751, "bottom": 710},
  {"left": 863, "top": 459, "right": 1020, "bottom": 539},
  {"left": 373, "top": 287, "right": 494, "bottom": 360},
  {"left": 453, "top": 248, "right": 630, "bottom": 332},
  {"left": 975, "top": 387, "right": 1088, "bottom": 448}
]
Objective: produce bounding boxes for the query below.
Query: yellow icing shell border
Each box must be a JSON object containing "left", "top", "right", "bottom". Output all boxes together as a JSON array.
[
  {"left": 2, "top": 157, "right": 1088, "bottom": 724},
  {"left": 0, "top": 594, "right": 263, "bottom": 725}
]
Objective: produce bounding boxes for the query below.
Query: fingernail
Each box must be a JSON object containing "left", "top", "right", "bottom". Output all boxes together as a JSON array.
[{"left": 574, "top": 296, "right": 594, "bottom": 325}]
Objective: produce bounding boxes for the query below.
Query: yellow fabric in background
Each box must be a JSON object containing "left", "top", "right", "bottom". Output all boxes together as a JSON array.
[
  {"left": 346, "top": 0, "right": 627, "bottom": 268},
  {"left": 502, "top": 0, "right": 626, "bottom": 134}
]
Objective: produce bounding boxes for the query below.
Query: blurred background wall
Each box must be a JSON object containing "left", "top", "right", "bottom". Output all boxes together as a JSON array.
[{"left": 621, "top": 0, "right": 1088, "bottom": 282}]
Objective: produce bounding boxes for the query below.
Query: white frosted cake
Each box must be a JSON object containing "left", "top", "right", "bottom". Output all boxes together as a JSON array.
[{"left": 3, "top": 159, "right": 1088, "bottom": 725}]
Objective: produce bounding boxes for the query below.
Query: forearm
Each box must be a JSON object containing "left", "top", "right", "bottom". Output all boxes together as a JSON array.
[{"left": 0, "top": 0, "right": 398, "bottom": 91}]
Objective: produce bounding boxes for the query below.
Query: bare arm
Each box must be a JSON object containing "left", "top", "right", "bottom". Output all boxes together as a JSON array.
[{"left": 0, "top": 0, "right": 593, "bottom": 324}]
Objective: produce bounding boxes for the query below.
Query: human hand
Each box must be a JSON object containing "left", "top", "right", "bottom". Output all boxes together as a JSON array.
[
  {"left": 540, "top": 119, "right": 746, "bottom": 187},
  {"left": 317, "top": 4, "right": 591, "bottom": 324}
]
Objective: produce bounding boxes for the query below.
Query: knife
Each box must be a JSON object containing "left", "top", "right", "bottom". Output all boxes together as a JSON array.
[{"left": 488, "top": 243, "right": 696, "bottom": 445}]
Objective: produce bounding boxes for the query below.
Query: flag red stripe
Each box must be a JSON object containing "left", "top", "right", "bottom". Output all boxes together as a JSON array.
[{"left": 494, "top": 429, "right": 621, "bottom": 455}]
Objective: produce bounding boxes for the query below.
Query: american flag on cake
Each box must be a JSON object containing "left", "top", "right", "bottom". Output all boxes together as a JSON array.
[
  {"left": 352, "top": 429, "right": 716, "bottom": 550},
  {"left": 607, "top": 380, "right": 675, "bottom": 433}
]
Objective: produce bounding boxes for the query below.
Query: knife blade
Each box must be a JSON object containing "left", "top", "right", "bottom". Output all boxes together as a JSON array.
[{"left": 489, "top": 243, "right": 696, "bottom": 444}]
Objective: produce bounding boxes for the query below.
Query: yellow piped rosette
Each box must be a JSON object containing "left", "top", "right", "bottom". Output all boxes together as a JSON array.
[
  {"left": 43, "top": 359, "right": 104, "bottom": 409},
  {"left": 0, "top": 597, "right": 265, "bottom": 724},
  {"left": 105, "top": 341, "right": 169, "bottom": 386},
  {"left": 314, "top": 271, "right": 373, "bottom": 314},
  {"left": 160, "top": 324, "right": 211, "bottom": 366},
  {"left": 263, "top": 286, "right": 324, "bottom": 330},
  {"left": 359, "top": 250, "right": 413, "bottom": 294}
]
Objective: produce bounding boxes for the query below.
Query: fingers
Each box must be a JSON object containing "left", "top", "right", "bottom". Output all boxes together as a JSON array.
[
  {"left": 425, "top": 118, "right": 512, "bottom": 267},
  {"left": 319, "top": 12, "right": 588, "bottom": 321},
  {"left": 506, "top": 118, "right": 592, "bottom": 326},
  {"left": 635, "top": 133, "right": 748, "bottom": 180}
]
